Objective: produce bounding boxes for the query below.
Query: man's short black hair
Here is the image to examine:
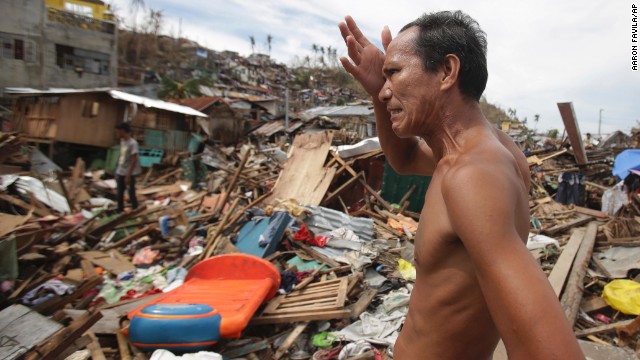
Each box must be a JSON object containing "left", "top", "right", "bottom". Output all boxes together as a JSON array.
[
  {"left": 401, "top": 10, "right": 488, "bottom": 102},
  {"left": 115, "top": 122, "right": 131, "bottom": 133}
]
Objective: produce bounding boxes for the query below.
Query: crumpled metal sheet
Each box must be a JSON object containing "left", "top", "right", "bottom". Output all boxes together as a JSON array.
[
  {"left": 594, "top": 246, "right": 640, "bottom": 278},
  {"left": 303, "top": 205, "right": 374, "bottom": 242}
]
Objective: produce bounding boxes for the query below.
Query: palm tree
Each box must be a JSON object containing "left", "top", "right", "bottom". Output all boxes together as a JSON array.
[
  {"left": 158, "top": 76, "right": 212, "bottom": 100},
  {"left": 267, "top": 34, "right": 273, "bottom": 57},
  {"left": 249, "top": 36, "right": 256, "bottom": 54},
  {"left": 311, "top": 44, "right": 318, "bottom": 66},
  {"left": 130, "top": 0, "right": 145, "bottom": 32}
]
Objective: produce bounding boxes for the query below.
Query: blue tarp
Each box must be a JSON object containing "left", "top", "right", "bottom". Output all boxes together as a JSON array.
[{"left": 613, "top": 149, "right": 640, "bottom": 180}]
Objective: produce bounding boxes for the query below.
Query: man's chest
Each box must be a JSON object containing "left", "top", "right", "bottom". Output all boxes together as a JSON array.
[{"left": 413, "top": 177, "right": 459, "bottom": 268}]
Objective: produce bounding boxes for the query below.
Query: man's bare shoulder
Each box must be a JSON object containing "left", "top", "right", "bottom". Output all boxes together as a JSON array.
[
  {"left": 446, "top": 131, "right": 527, "bottom": 187},
  {"left": 440, "top": 139, "right": 525, "bottom": 203}
]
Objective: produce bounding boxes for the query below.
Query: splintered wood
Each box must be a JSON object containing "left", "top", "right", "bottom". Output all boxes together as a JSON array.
[
  {"left": 267, "top": 131, "right": 336, "bottom": 206},
  {"left": 252, "top": 277, "right": 350, "bottom": 324}
]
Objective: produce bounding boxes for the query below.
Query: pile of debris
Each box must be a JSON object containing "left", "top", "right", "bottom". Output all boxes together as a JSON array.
[{"left": 1, "top": 127, "right": 640, "bottom": 360}]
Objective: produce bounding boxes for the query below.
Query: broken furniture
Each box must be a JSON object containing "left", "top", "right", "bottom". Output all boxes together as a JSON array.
[{"left": 126, "top": 254, "right": 280, "bottom": 351}]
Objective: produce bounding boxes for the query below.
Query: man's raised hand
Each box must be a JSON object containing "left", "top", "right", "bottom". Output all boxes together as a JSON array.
[{"left": 338, "top": 16, "right": 392, "bottom": 98}]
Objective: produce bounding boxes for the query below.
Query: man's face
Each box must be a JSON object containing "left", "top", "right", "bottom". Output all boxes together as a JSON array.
[
  {"left": 115, "top": 129, "right": 125, "bottom": 139},
  {"left": 379, "top": 27, "right": 441, "bottom": 138}
]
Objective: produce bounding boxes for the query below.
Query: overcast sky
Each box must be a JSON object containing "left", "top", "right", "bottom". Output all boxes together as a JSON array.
[{"left": 109, "top": 0, "right": 639, "bottom": 136}]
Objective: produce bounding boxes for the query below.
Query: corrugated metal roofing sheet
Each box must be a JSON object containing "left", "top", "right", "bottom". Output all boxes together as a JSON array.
[
  {"left": 109, "top": 90, "right": 207, "bottom": 117},
  {"left": 302, "top": 105, "right": 374, "bottom": 120},
  {"left": 5, "top": 87, "right": 208, "bottom": 118},
  {"left": 251, "top": 120, "right": 304, "bottom": 137},
  {"left": 303, "top": 205, "right": 375, "bottom": 242},
  {"left": 175, "top": 96, "right": 222, "bottom": 111}
]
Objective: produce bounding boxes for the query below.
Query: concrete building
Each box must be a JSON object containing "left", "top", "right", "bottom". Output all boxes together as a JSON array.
[{"left": 0, "top": 0, "right": 117, "bottom": 89}]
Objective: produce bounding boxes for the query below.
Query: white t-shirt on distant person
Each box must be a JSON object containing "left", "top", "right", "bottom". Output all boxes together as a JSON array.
[{"left": 116, "top": 137, "right": 142, "bottom": 176}]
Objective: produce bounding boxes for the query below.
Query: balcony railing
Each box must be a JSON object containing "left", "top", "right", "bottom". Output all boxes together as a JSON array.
[{"left": 47, "top": 7, "right": 116, "bottom": 35}]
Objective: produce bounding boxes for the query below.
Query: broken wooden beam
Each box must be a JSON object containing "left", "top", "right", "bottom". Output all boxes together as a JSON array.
[
  {"left": 557, "top": 102, "right": 588, "bottom": 165},
  {"left": 560, "top": 222, "right": 599, "bottom": 326},
  {"left": 274, "top": 322, "right": 309, "bottom": 360},
  {"left": 574, "top": 319, "right": 635, "bottom": 337},
  {"left": 350, "top": 288, "right": 377, "bottom": 320},
  {"left": 543, "top": 215, "right": 592, "bottom": 236},
  {"left": 24, "top": 309, "right": 103, "bottom": 360},
  {"left": 547, "top": 229, "right": 585, "bottom": 297},
  {"left": 88, "top": 206, "right": 147, "bottom": 239},
  {"left": 103, "top": 224, "right": 157, "bottom": 250}
]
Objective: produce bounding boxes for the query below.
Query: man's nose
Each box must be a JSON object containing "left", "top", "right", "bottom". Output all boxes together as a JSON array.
[{"left": 378, "top": 82, "right": 391, "bottom": 102}]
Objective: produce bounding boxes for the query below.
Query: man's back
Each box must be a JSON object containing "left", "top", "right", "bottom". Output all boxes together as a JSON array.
[{"left": 393, "top": 127, "right": 530, "bottom": 359}]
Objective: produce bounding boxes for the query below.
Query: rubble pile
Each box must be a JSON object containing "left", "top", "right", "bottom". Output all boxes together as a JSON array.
[{"left": 1, "top": 128, "right": 640, "bottom": 360}]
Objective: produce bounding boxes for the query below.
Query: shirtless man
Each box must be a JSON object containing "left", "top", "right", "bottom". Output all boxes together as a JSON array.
[{"left": 339, "top": 11, "right": 584, "bottom": 359}]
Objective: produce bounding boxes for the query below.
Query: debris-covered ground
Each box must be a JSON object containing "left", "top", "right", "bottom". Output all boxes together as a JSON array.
[{"left": 1, "top": 127, "right": 640, "bottom": 360}]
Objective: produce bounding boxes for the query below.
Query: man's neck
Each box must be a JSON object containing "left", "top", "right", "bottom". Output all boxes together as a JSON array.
[{"left": 420, "top": 100, "right": 487, "bottom": 162}]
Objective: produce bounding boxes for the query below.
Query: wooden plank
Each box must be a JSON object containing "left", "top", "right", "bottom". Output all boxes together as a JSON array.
[
  {"left": 574, "top": 206, "right": 609, "bottom": 219},
  {"left": 539, "top": 149, "right": 568, "bottom": 162},
  {"left": 350, "top": 288, "right": 377, "bottom": 320},
  {"left": 543, "top": 216, "right": 592, "bottom": 236},
  {"left": 557, "top": 102, "right": 588, "bottom": 165},
  {"left": 80, "top": 259, "right": 97, "bottom": 278},
  {"left": 322, "top": 171, "right": 363, "bottom": 205},
  {"left": 335, "top": 275, "right": 349, "bottom": 307},
  {"left": 547, "top": 229, "right": 585, "bottom": 297},
  {"left": 85, "top": 332, "right": 106, "bottom": 360},
  {"left": 79, "top": 251, "right": 134, "bottom": 275},
  {"left": 116, "top": 331, "right": 133, "bottom": 360},
  {"left": 283, "top": 288, "right": 340, "bottom": 300},
  {"left": 50, "top": 209, "right": 105, "bottom": 245},
  {"left": 24, "top": 309, "right": 102, "bottom": 360},
  {"left": 65, "top": 309, "right": 124, "bottom": 335},
  {"left": 291, "top": 265, "right": 324, "bottom": 291},
  {"left": 145, "top": 168, "right": 182, "bottom": 187},
  {"left": 279, "top": 299, "right": 338, "bottom": 309},
  {"left": 267, "top": 303, "right": 342, "bottom": 315},
  {"left": 272, "top": 292, "right": 338, "bottom": 308},
  {"left": 251, "top": 310, "right": 351, "bottom": 325},
  {"left": 561, "top": 222, "right": 599, "bottom": 326},
  {"left": 33, "top": 276, "right": 103, "bottom": 315},
  {"left": 575, "top": 319, "right": 635, "bottom": 337},
  {"left": 267, "top": 131, "right": 336, "bottom": 206},
  {"left": 0, "top": 194, "right": 50, "bottom": 217},
  {"left": 274, "top": 322, "right": 309, "bottom": 360},
  {"left": 359, "top": 178, "right": 392, "bottom": 212},
  {"left": 88, "top": 206, "right": 147, "bottom": 238},
  {"left": 580, "top": 296, "right": 609, "bottom": 313},
  {"left": 260, "top": 278, "right": 348, "bottom": 319},
  {"left": 0, "top": 305, "right": 63, "bottom": 360},
  {"left": 221, "top": 340, "right": 268, "bottom": 360},
  {"left": 294, "top": 241, "right": 341, "bottom": 268},
  {"left": 103, "top": 224, "right": 156, "bottom": 250}
]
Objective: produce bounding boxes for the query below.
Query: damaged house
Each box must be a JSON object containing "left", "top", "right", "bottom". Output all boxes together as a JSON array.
[
  {"left": 176, "top": 96, "right": 250, "bottom": 145},
  {"left": 6, "top": 87, "right": 206, "bottom": 167}
]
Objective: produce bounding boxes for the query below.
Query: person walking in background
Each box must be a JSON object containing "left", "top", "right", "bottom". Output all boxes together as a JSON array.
[{"left": 115, "top": 123, "right": 141, "bottom": 212}]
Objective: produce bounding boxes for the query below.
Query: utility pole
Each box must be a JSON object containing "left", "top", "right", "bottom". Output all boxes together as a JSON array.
[
  {"left": 598, "top": 109, "right": 603, "bottom": 137},
  {"left": 284, "top": 87, "right": 289, "bottom": 130}
]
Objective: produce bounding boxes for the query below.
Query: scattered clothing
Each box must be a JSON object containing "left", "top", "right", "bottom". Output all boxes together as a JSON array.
[
  {"left": 556, "top": 172, "right": 585, "bottom": 206},
  {"left": 22, "top": 279, "right": 76, "bottom": 306}
]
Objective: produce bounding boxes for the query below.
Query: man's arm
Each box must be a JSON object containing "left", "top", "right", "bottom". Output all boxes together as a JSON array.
[
  {"left": 338, "top": 16, "right": 436, "bottom": 176},
  {"left": 443, "top": 160, "right": 584, "bottom": 360}
]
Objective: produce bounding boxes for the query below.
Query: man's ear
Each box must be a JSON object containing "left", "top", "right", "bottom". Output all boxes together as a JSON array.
[{"left": 440, "top": 54, "right": 460, "bottom": 91}]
